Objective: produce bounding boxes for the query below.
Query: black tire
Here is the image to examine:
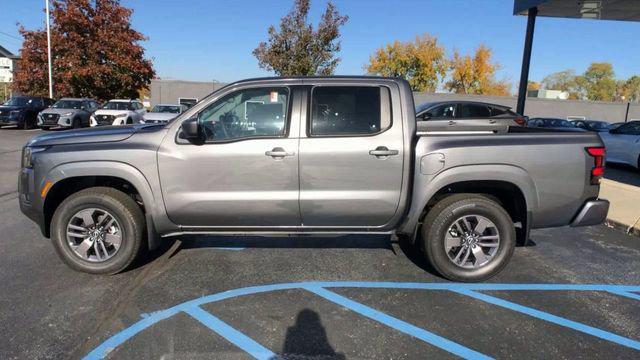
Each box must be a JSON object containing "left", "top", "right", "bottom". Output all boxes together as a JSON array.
[
  {"left": 72, "top": 117, "right": 79, "bottom": 128},
  {"left": 22, "top": 116, "right": 31, "bottom": 130},
  {"left": 51, "top": 187, "right": 145, "bottom": 274},
  {"left": 421, "top": 194, "right": 516, "bottom": 282}
]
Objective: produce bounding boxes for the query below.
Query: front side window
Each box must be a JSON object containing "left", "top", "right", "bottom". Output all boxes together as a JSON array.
[
  {"left": 310, "top": 86, "right": 391, "bottom": 136},
  {"left": 198, "top": 87, "right": 289, "bottom": 142}
]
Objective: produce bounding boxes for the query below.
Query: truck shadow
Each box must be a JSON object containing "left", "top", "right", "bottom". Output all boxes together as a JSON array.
[{"left": 132, "top": 233, "right": 444, "bottom": 278}]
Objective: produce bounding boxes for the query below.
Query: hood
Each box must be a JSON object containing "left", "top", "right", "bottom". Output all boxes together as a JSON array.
[
  {"left": 26, "top": 124, "right": 161, "bottom": 147},
  {"left": 40, "top": 108, "right": 80, "bottom": 116},
  {"left": 143, "top": 112, "right": 178, "bottom": 121},
  {"left": 93, "top": 109, "right": 131, "bottom": 116},
  {"left": 0, "top": 105, "right": 23, "bottom": 114}
]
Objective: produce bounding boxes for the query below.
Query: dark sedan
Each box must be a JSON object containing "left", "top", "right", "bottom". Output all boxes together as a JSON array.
[
  {"left": 0, "top": 96, "right": 55, "bottom": 129},
  {"left": 526, "top": 118, "right": 586, "bottom": 132},
  {"left": 571, "top": 120, "right": 612, "bottom": 132}
]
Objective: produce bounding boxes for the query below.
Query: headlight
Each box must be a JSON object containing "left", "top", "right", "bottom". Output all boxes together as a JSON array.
[
  {"left": 62, "top": 112, "right": 74, "bottom": 116},
  {"left": 21, "top": 147, "right": 47, "bottom": 169},
  {"left": 115, "top": 113, "right": 128, "bottom": 118}
]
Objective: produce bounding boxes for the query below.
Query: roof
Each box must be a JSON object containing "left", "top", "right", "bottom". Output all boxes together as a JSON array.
[
  {"left": 0, "top": 44, "right": 20, "bottom": 59},
  {"left": 58, "top": 97, "right": 95, "bottom": 101},
  {"left": 416, "top": 100, "right": 512, "bottom": 113},
  {"left": 109, "top": 99, "right": 140, "bottom": 102},
  {"left": 514, "top": 0, "right": 640, "bottom": 21}
]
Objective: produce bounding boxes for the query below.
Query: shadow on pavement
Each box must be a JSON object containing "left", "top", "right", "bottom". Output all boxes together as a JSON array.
[
  {"left": 127, "top": 233, "right": 447, "bottom": 278},
  {"left": 279, "top": 309, "right": 345, "bottom": 360}
]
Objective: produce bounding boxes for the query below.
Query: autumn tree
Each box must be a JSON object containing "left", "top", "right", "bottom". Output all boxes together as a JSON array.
[
  {"left": 527, "top": 81, "right": 541, "bottom": 91},
  {"left": 581, "top": 62, "right": 616, "bottom": 101},
  {"left": 622, "top": 75, "right": 640, "bottom": 102},
  {"left": 366, "top": 34, "right": 447, "bottom": 92},
  {"left": 541, "top": 69, "right": 582, "bottom": 99},
  {"left": 13, "top": 0, "right": 154, "bottom": 101},
  {"left": 446, "top": 45, "right": 510, "bottom": 96},
  {"left": 253, "top": 0, "right": 348, "bottom": 76}
]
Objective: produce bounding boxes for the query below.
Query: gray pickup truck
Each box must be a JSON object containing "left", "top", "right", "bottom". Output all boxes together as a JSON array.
[{"left": 19, "top": 77, "right": 609, "bottom": 282}]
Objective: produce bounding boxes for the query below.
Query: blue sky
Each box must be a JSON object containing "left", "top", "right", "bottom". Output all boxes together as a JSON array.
[{"left": 1, "top": 0, "right": 639, "bottom": 87}]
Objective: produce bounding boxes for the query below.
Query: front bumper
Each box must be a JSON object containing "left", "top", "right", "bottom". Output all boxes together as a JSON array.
[
  {"left": 18, "top": 167, "right": 47, "bottom": 236},
  {"left": 570, "top": 199, "right": 610, "bottom": 227}
]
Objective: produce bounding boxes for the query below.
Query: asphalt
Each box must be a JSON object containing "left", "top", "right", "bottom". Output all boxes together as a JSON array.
[{"left": 1, "top": 127, "right": 639, "bottom": 360}]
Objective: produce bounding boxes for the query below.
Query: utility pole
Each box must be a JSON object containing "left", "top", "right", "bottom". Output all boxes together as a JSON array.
[{"left": 45, "top": 0, "right": 53, "bottom": 98}]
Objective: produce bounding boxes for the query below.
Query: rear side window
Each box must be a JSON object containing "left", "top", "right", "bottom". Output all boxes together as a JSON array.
[
  {"left": 460, "top": 104, "right": 491, "bottom": 118},
  {"left": 310, "top": 86, "right": 391, "bottom": 136}
]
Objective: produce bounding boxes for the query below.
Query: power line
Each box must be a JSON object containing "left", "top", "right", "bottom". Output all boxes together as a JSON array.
[{"left": 0, "top": 31, "right": 21, "bottom": 41}]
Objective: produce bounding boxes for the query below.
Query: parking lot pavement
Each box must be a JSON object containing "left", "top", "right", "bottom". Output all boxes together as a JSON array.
[{"left": 1, "top": 128, "right": 640, "bottom": 359}]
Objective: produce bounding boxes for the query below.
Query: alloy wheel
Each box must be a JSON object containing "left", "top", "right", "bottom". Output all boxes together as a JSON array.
[
  {"left": 66, "top": 208, "right": 123, "bottom": 262},
  {"left": 445, "top": 214, "right": 500, "bottom": 269}
]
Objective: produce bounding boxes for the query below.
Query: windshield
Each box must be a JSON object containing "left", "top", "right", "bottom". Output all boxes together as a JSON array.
[
  {"left": 2, "top": 97, "right": 31, "bottom": 106},
  {"left": 151, "top": 105, "right": 181, "bottom": 113},
  {"left": 102, "top": 102, "right": 131, "bottom": 110},
  {"left": 588, "top": 121, "right": 610, "bottom": 130},
  {"left": 52, "top": 100, "right": 84, "bottom": 109}
]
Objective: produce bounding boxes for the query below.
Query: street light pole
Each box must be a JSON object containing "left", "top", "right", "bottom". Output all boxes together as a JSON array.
[{"left": 45, "top": 0, "right": 53, "bottom": 98}]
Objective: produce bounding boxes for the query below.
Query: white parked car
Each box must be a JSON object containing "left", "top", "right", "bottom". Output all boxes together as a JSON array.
[
  {"left": 599, "top": 121, "right": 640, "bottom": 169},
  {"left": 90, "top": 99, "right": 146, "bottom": 127},
  {"left": 141, "top": 104, "right": 187, "bottom": 124}
]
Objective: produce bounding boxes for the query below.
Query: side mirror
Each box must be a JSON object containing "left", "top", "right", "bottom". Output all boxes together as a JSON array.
[{"left": 181, "top": 118, "right": 202, "bottom": 141}]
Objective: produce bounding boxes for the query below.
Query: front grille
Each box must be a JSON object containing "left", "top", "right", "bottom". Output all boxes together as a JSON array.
[
  {"left": 96, "top": 114, "right": 115, "bottom": 125},
  {"left": 43, "top": 113, "right": 60, "bottom": 125}
]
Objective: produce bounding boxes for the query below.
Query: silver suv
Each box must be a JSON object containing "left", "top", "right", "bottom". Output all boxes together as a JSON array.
[{"left": 38, "top": 98, "right": 100, "bottom": 129}]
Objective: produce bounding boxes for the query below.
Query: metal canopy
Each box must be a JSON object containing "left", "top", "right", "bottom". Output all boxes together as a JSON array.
[{"left": 514, "top": 0, "right": 640, "bottom": 22}]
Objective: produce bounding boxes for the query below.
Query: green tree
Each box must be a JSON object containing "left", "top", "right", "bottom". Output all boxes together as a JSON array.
[
  {"left": 14, "top": 0, "right": 154, "bottom": 101},
  {"left": 253, "top": 0, "right": 348, "bottom": 76},
  {"left": 623, "top": 75, "right": 640, "bottom": 102},
  {"left": 582, "top": 62, "right": 616, "bottom": 101},
  {"left": 446, "top": 45, "right": 510, "bottom": 96},
  {"left": 366, "top": 34, "right": 447, "bottom": 92}
]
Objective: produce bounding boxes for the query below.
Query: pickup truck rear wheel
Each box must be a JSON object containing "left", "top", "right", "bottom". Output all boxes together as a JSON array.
[
  {"left": 50, "top": 187, "right": 145, "bottom": 274},
  {"left": 421, "top": 194, "right": 515, "bottom": 282}
]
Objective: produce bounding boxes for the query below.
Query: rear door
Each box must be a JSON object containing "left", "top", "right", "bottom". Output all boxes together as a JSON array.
[{"left": 298, "top": 81, "right": 404, "bottom": 227}]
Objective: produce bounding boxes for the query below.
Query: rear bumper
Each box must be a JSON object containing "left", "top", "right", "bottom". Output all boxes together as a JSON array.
[{"left": 570, "top": 199, "right": 609, "bottom": 227}]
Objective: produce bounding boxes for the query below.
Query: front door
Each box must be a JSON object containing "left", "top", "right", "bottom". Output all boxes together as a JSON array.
[
  {"left": 298, "top": 83, "right": 404, "bottom": 227},
  {"left": 158, "top": 84, "right": 301, "bottom": 227}
]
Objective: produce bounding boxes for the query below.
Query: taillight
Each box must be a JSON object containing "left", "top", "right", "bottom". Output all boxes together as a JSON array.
[
  {"left": 515, "top": 116, "right": 526, "bottom": 126},
  {"left": 586, "top": 147, "right": 605, "bottom": 185}
]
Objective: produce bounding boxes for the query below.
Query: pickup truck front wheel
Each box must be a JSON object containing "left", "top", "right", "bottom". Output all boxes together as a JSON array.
[
  {"left": 422, "top": 194, "right": 515, "bottom": 282},
  {"left": 50, "top": 187, "right": 145, "bottom": 274}
]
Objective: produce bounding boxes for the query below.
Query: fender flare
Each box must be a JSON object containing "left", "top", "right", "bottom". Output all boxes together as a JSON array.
[
  {"left": 44, "top": 161, "right": 162, "bottom": 249},
  {"left": 399, "top": 164, "right": 539, "bottom": 236}
]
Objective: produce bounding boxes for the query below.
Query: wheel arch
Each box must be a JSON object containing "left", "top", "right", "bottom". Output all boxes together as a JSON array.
[
  {"left": 400, "top": 164, "right": 538, "bottom": 245},
  {"left": 42, "top": 161, "right": 162, "bottom": 249}
]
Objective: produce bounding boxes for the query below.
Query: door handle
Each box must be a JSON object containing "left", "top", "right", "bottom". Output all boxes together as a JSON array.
[
  {"left": 265, "top": 147, "right": 295, "bottom": 158},
  {"left": 449, "top": 120, "right": 457, "bottom": 125},
  {"left": 369, "top": 146, "right": 399, "bottom": 157}
]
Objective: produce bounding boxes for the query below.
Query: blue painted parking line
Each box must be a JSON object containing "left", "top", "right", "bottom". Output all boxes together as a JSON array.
[
  {"left": 183, "top": 306, "right": 276, "bottom": 360},
  {"left": 452, "top": 289, "right": 640, "bottom": 351},
  {"left": 305, "top": 285, "right": 492, "bottom": 360},
  {"left": 84, "top": 282, "right": 640, "bottom": 360},
  {"left": 607, "top": 290, "right": 640, "bottom": 302}
]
